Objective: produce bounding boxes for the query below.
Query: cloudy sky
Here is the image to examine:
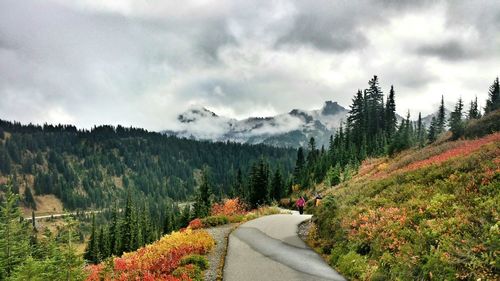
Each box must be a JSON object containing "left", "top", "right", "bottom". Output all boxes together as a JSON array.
[{"left": 1, "top": 0, "right": 499, "bottom": 130}]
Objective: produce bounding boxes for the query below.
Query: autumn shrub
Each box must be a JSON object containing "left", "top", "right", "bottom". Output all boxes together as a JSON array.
[
  {"left": 188, "top": 218, "right": 203, "bottom": 229},
  {"left": 85, "top": 229, "right": 214, "bottom": 281},
  {"left": 201, "top": 215, "right": 229, "bottom": 227},
  {"left": 172, "top": 264, "right": 203, "bottom": 281},
  {"left": 211, "top": 198, "right": 247, "bottom": 217},
  {"left": 180, "top": 254, "right": 209, "bottom": 270},
  {"left": 313, "top": 137, "right": 500, "bottom": 280}
]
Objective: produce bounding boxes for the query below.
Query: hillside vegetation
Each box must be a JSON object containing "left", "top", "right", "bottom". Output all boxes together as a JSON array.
[
  {"left": 0, "top": 121, "right": 295, "bottom": 212},
  {"left": 309, "top": 132, "right": 499, "bottom": 280}
]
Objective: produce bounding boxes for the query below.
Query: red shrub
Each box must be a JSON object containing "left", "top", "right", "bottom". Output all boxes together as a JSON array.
[
  {"left": 405, "top": 133, "right": 500, "bottom": 172},
  {"left": 188, "top": 218, "right": 203, "bottom": 229}
]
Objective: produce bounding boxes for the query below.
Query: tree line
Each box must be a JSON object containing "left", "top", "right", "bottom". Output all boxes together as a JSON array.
[
  {"left": 292, "top": 76, "right": 500, "bottom": 189},
  {"left": 0, "top": 122, "right": 296, "bottom": 211}
]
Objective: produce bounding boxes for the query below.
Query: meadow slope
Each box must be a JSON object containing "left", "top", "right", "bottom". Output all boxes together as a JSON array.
[{"left": 310, "top": 133, "right": 499, "bottom": 280}]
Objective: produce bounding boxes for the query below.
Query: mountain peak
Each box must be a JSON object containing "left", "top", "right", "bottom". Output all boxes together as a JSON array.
[
  {"left": 178, "top": 107, "right": 218, "bottom": 123},
  {"left": 321, "top": 101, "right": 346, "bottom": 116}
]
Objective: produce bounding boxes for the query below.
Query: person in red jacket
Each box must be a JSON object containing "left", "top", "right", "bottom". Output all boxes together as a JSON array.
[{"left": 296, "top": 196, "right": 305, "bottom": 215}]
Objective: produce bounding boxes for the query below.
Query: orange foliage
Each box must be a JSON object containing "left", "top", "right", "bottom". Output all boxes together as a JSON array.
[
  {"left": 188, "top": 218, "right": 203, "bottom": 229},
  {"left": 405, "top": 133, "right": 500, "bottom": 172},
  {"left": 85, "top": 229, "right": 214, "bottom": 281},
  {"left": 211, "top": 198, "right": 246, "bottom": 216},
  {"left": 344, "top": 207, "right": 409, "bottom": 252}
]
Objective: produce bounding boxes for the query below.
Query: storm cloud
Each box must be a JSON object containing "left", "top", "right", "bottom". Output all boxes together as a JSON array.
[{"left": 0, "top": 0, "right": 499, "bottom": 130}]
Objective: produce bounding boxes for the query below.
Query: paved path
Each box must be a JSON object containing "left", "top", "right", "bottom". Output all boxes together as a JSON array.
[{"left": 223, "top": 212, "right": 345, "bottom": 281}]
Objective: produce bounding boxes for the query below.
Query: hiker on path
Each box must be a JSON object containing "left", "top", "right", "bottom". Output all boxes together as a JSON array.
[{"left": 296, "top": 196, "right": 305, "bottom": 215}]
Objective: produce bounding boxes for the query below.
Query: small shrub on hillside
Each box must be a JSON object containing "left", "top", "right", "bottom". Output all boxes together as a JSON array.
[
  {"left": 211, "top": 198, "right": 247, "bottom": 216},
  {"left": 464, "top": 109, "right": 500, "bottom": 138},
  {"left": 172, "top": 264, "right": 203, "bottom": 281},
  {"left": 188, "top": 218, "right": 203, "bottom": 229},
  {"left": 201, "top": 215, "right": 229, "bottom": 227},
  {"left": 254, "top": 206, "right": 281, "bottom": 216},
  {"left": 180, "top": 254, "right": 209, "bottom": 270},
  {"left": 336, "top": 251, "right": 367, "bottom": 279}
]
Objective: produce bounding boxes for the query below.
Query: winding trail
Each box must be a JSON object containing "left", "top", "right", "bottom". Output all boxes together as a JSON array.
[{"left": 223, "top": 212, "right": 345, "bottom": 281}]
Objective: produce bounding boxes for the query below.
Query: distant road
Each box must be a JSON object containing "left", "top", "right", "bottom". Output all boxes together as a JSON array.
[
  {"left": 224, "top": 212, "right": 345, "bottom": 281},
  {"left": 24, "top": 209, "right": 104, "bottom": 220},
  {"left": 24, "top": 201, "right": 193, "bottom": 220}
]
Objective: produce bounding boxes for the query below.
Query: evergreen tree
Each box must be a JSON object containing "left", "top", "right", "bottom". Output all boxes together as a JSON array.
[
  {"left": 347, "top": 90, "right": 366, "bottom": 145},
  {"left": 163, "top": 206, "right": 173, "bottom": 235},
  {"left": 428, "top": 116, "right": 438, "bottom": 143},
  {"left": 385, "top": 85, "right": 397, "bottom": 139},
  {"left": 56, "top": 218, "right": 87, "bottom": 281},
  {"left": 120, "top": 192, "right": 136, "bottom": 253},
  {"left": 0, "top": 183, "right": 29, "bottom": 279},
  {"left": 270, "top": 169, "right": 284, "bottom": 201},
  {"left": 467, "top": 96, "right": 481, "bottom": 120},
  {"left": 179, "top": 204, "right": 192, "bottom": 228},
  {"left": 248, "top": 158, "right": 270, "bottom": 208},
  {"left": 109, "top": 203, "right": 121, "bottom": 256},
  {"left": 324, "top": 164, "right": 341, "bottom": 187},
  {"left": 484, "top": 77, "right": 499, "bottom": 114},
  {"left": 449, "top": 98, "right": 465, "bottom": 140},
  {"left": 293, "top": 148, "right": 305, "bottom": 185},
  {"left": 417, "top": 112, "right": 425, "bottom": 147},
  {"left": 365, "top": 76, "right": 385, "bottom": 145},
  {"left": 97, "top": 227, "right": 110, "bottom": 260},
  {"left": 24, "top": 187, "right": 36, "bottom": 210},
  {"left": 193, "top": 167, "right": 212, "bottom": 218},
  {"left": 307, "top": 137, "right": 318, "bottom": 164},
  {"left": 0, "top": 147, "right": 12, "bottom": 175},
  {"left": 83, "top": 214, "right": 100, "bottom": 264},
  {"left": 233, "top": 168, "right": 244, "bottom": 199},
  {"left": 437, "top": 95, "right": 446, "bottom": 134}
]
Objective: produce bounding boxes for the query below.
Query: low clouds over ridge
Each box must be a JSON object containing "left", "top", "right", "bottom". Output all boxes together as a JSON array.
[{"left": 0, "top": 0, "right": 499, "bottom": 130}]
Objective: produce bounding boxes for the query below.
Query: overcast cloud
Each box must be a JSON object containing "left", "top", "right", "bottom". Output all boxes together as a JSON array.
[{"left": 0, "top": 0, "right": 499, "bottom": 130}]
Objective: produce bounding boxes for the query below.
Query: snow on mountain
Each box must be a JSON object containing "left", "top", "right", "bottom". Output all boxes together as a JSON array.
[{"left": 163, "top": 101, "right": 349, "bottom": 148}]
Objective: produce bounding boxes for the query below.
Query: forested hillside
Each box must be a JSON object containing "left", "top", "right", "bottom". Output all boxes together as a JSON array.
[{"left": 0, "top": 121, "right": 296, "bottom": 211}]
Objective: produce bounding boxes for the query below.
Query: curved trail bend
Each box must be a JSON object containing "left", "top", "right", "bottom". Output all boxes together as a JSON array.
[{"left": 223, "top": 212, "right": 345, "bottom": 281}]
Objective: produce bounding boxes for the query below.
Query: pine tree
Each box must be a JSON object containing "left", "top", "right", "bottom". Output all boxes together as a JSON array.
[
  {"left": 293, "top": 148, "right": 305, "bottom": 185},
  {"left": 467, "top": 96, "right": 481, "bottom": 120},
  {"left": 365, "top": 76, "right": 385, "bottom": 147},
  {"left": 0, "top": 183, "right": 29, "bottom": 279},
  {"left": 163, "top": 206, "right": 173, "bottom": 235},
  {"left": 428, "top": 116, "right": 438, "bottom": 143},
  {"left": 56, "top": 218, "right": 87, "bottom": 281},
  {"left": 248, "top": 158, "right": 270, "bottom": 208},
  {"left": 120, "top": 192, "right": 136, "bottom": 253},
  {"left": 84, "top": 214, "right": 100, "bottom": 264},
  {"left": 270, "top": 169, "right": 284, "bottom": 201},
  {"left": 347, "top": 90, "right": 366, "bottom": 145},
  {"left": 97, "top": 227, "right": 110, "bottom": 260},
  {"left": 385, "top": 85, "right": 397, "bottom": 139},
  {"left": 485, "top": 77, "right": 499, "bottom": 114},
  {"left": 437, "top": 95, "right": 446, "bottom": 134},
  {"left": 417, "top": 112, "right": 425, "bottom": 147},
  {"left": 233, "top": 168, "right": 244, "bottom": 199},
  {"left": 0, "top": 147, "right": 12, "bottom": 175},
  {"left": 24, "top": 187, "right": 36, "bottom": 210},
  {"left": 109, "top": 203, "right": 121, "bottom": 256},
  {"left": 449, "top": 98, "right": 465, "bottom": 140},
  {"left": 179, "top": 204, "right": 191, "bottom": 228},
  {"left": 194, "top": 167, "right": 212, "bottom": 218}
]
